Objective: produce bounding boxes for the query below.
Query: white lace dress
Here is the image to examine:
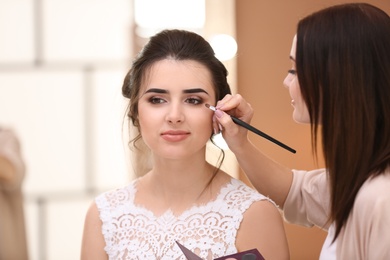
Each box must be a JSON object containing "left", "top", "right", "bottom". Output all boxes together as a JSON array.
[{"left": 95, "top": 178, "right": 272, "bottom": 260}]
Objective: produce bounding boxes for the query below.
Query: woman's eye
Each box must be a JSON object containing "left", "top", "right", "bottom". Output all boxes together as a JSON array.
[
  {"left": 288, "top": 69, "right": 296, "bottom": 75},
  {"left": 149, "top": 97, "right": 165, "bottom": 104},
  {"left": 186, "top": 98, "right": 202, "bottom": 105}
]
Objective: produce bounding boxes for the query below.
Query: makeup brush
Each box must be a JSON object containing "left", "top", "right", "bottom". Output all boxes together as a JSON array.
[{"left": 205, "top": 104, "right": 296, "bottom": 154}]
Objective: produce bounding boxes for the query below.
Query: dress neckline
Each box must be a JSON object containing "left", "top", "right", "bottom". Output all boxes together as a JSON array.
[{"left": 129, "top": 178, "right": 237, "bottom": 220}]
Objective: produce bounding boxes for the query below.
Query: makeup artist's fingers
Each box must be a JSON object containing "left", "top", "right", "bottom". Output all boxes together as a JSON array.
[
  {"left": 216, "top": 94, "right": 233, "bottom": 107},
  {"left": 212, "top": 114, "right": 220, "bottom": 135},
  {"left": 216, "top": 94, "right": 254, "bottom": 123},
  {"left": 214, "top": 109, "right": 248, "bottom": 148}
]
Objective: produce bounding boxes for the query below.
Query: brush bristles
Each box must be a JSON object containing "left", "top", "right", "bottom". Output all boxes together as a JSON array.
[{"left": 205, "top": 103, "right": 216, "bottom": 111}]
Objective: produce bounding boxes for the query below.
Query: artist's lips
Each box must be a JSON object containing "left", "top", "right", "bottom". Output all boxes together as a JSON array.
[{"left": 161, "top": 130, "right": 190, "bottom": 142}]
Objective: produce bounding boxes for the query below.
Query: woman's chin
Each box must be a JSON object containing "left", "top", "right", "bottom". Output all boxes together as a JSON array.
[{"left": 293, "top": 112, "right": 310, "bottom": 124}]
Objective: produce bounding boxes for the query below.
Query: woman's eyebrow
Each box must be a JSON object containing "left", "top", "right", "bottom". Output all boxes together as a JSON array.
[
  {"left": 183, "top": 88, "right": 209, "bottom": 95},
  {"left": 289, "top": 55, "right": 296, "bottom": 62},
  {"left": 143, "top": 88, "right": 209, "bottom": 95},
  {"left": 144, "top": 88, "right": 167, "bottom": 94}
]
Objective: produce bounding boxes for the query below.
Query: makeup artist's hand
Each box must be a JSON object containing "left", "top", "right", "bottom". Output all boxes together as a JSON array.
[{"left": 213, "top": 94, "right": 254, "bottom": 150}]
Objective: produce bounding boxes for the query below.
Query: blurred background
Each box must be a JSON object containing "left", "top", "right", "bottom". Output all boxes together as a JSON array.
[
  {"left": 0, "top": 0, "right": 389, "bottom": 259},
  {"left": 0, "top": 1, "right": 236, "bottom": 259}
]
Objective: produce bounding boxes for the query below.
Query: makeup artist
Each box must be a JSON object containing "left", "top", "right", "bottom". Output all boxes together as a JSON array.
[
  {"left": 213, "top": 3, "right": 390, "bottom": 260},
  {"left": 81, "top": 29, "right": 289, "bottom": 260}
]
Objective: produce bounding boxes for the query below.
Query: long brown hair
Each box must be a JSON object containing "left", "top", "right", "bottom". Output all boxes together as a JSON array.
[{"left": 296, "top": 3, "right": 390, "bottom": 239}]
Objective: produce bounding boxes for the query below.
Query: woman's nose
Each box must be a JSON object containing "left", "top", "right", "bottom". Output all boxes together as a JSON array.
[
  {"left": 166, "top": 104, "right": 184, "bottom": 124},
  {"left": 283, "top": 75, "right": 290, "bottom": 89}
]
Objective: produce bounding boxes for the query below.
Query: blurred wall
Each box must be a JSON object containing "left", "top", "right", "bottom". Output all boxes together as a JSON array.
[
  {"left": 0, "top": 1, "right": 236, "bottom": 259},
  {"left": 235, "top": 1, "right": 390, "bottom": 259},
  {"left": 0, "top": 1, "right": 134, "bottom": 259}
]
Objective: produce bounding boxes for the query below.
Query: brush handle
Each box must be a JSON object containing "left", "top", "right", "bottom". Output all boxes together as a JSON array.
[{"left": 230, "top": 116, "right": 296, "bottom": 154}]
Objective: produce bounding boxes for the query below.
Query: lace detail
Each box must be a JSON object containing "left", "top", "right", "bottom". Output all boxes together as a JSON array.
[{"left": 96, "top": 178, "right": 272, "bottom": 260}]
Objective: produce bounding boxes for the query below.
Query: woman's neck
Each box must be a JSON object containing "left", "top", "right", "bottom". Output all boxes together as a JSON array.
[{"left": 135, "top": 159, "right": 222, "bottom": 216}]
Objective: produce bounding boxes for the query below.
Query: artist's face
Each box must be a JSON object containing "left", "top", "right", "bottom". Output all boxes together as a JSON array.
[
  {"left": 138, "top": 59, "right": 216, "bottom": 159},
  {"left": 283, "top": 35, "right": 310, "bottom": 124}
]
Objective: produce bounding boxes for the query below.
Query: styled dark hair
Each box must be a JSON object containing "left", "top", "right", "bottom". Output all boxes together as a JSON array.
[
  {"left": 296, "top": 3, "right": 390, "bottom": 239},
  {"left": 122, "top": 29, "right": 232, "bottom": 178},
  {"left": 122, "top": 29, "right": 231, "bottom": 129}
]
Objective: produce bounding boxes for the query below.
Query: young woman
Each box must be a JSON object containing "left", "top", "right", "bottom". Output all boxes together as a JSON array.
[
  {"left": 214, "top": 3, "right": 390, "bottom": 259},
  {"left": 81, "top": 29, "right": 289, "bottom": 260}
]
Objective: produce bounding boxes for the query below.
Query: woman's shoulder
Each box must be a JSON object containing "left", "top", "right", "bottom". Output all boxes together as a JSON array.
[
  {"left": 224, "top": 177, "right": 266, "bottom": 196},
  {"left": 218, "top": 177, "right": 277, "bottom": 208},
  {"left": 356, "top": 170, "right": 390, "bottom": 203},
  {"left": 354, "top": 171, "right": 390, "bottom": 213},
  {"left": 347, "top": 171, "right": 390, "bottom": 259},
  {"left": 95, "top": 179, "right": 138, "bottom": 209}
]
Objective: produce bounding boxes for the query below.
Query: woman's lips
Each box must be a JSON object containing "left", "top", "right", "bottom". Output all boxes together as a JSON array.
[{"left": 161, "top": 130, "right": 190, "bottom": 142}]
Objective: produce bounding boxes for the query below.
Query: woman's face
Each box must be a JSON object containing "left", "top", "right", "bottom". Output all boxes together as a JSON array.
[
  {"left": 137, "top": 59, "right": 216, "bottom": 159},
  {"left": 283, "top": 35, "right": 310, "bottom": 124}
]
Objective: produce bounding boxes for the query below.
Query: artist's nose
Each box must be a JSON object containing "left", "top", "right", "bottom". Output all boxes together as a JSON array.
[
  {"left": 166, "top": 103, "right": 184, "bottom": 124},
  {"left": 283, "top": 74, "right": 290, "bottom": 89}
]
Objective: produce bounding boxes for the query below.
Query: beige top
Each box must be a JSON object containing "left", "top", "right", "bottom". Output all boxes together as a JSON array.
[
  {"left": 0, "top": 128, "right": 29, "bottom": 260},
  {"left": 284, "top": 168, "right": 390, "bottom": 259}
]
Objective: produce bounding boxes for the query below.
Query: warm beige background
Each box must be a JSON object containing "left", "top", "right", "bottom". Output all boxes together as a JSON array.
[{"left": 235, "top": 1, "right": 390, "bottom": 259}]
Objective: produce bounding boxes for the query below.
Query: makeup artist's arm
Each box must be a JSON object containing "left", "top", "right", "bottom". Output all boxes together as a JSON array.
[{"left": 215, "top": 94, "right": 293, "bottom": 208}]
